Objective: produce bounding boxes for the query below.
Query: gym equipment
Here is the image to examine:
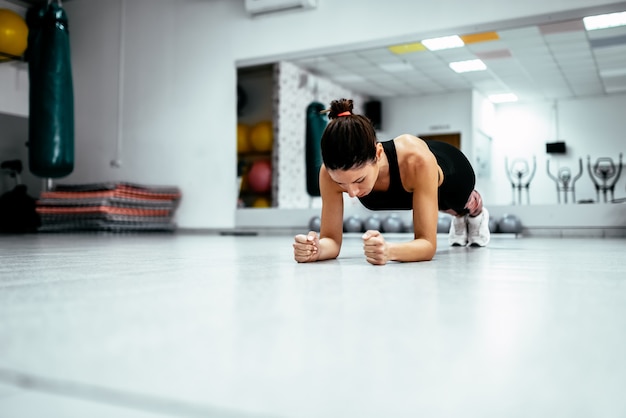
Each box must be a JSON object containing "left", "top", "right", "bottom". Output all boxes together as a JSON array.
[
  {"left": 547, "top": 159, "right": 583, "bottom": 204},
  {"left": 403, "top": 217, "right": 413, "bottom": 233},
  {"left": 381, "top": 214, "right": 404, "bottom": 233},
  {"left": 237, "top": 123, "right": 251, "bottom": 154},
  {"left": 505, "top": 156, "right": 536, "bottom": 205},
  {"left": 363, "top": 215, "right": 382, "bottom": 231},
  {"left": 252, "top": 196, "right": 271, "bottom": 208},
  {"left": 0, "top": 8, "right": 28, "bottom": 60},
  {"left": 0, "top": 160, "right": 41, "bottom": 233},
  {"left": 305, "top": 102, "right": 328, "bottom": 197},
  {"left": 587, "top": 153, "right": 623, "bottom": 203},
  {"left": 249, "top": 121, "right": 273, "bottom": 152},
  {"left": 498, "top": 213, "right": 522, "bottom": 234},
  {"left": 488, "top": 217, "right": 499, "bottom": 233},
  {"left": 26, "top": 1, "right": 74, "bottom": 178},
  {"left": 308, "top": 216, "right": 321, "bottom": 232},
  {"left": 437, "top": 213, "right": 452, "bottom": 233},
  {"left": 343, "top": 215, "right": 364, "bottom": 233},
  {"left": 36, "top": 182, "right": 181, "bottom": 232},
  {"left": 247, "top": 160, "right": 272, "bottom": 193}
]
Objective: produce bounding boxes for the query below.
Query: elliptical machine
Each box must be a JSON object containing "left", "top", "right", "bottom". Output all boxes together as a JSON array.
[
  {"left": 505, "top": 156, "right": 536, "bottom": 205},
  {"left": 546, "top": 158, "right": 583, "bottom": 204},
  {"left": 587, "top": 153, "right": 623, "bottom": 203}
]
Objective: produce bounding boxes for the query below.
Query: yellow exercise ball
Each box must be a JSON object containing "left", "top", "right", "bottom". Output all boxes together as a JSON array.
[
  {"left": 252, "top": 196, "right": 271, "bottom": 208},
  {"left": 237, "top": 123, "right": 251, "bottom": 154},
  {"left": 0, "top": 9, "right": 28, "bottom": 61},
  {"left": 249, "top": 121, "right": 273, "bottom": 152}
]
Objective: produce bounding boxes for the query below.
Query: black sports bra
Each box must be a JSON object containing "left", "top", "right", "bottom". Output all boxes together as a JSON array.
[{"left": 358, "top": 140, "right": 413, "bottom": 210}]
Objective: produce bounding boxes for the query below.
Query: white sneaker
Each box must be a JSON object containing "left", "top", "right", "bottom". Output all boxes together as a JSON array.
[
  {"left": 449, "top": 215, "right": 468, "bottom": 246},
  {"left": 467, "top": 207, "right": 490, "bottom": 247}
]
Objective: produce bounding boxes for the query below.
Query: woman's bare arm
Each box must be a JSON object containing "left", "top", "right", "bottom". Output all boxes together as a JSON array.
[
  {"left": 315, "top": 165, "right": 345, "bottom": 260},
  {"left": 363, "top": 136, "right": 439, "bottom": 264},
  {"left": 293, "top": 165, "right": 345, "bottom": 262}
]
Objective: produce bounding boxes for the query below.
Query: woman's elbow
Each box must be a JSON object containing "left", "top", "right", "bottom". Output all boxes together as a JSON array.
[{"left": 422, "top": 241, "right": 437, "bottom": 261}]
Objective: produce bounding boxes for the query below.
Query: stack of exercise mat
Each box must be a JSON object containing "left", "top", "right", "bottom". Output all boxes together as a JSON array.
[{"left": 36, "top": 182, "right": 182, "bottom": 232}]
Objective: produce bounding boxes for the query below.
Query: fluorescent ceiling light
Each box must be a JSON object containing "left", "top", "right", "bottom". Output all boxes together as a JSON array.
[
  {"left": 449, "top": 59, "right": 487, "bottom": 73},
  {"left": 488, "top": 93, "right": 518, "bottom": 103},
  {"left": 605, "top": 85, "right": 626, "bottom": 93},
  {"left": 583, "top": 11, "right": 626, "bottom": 30},
  {"left": 599, "top": 67, "right": 626, "bottom": 78},
  {"left": 421, "top": 35, "right": 464, "bottom": 51}
]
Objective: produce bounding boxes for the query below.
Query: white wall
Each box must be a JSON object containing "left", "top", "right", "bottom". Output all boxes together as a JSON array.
[
  {"left": 62, "top": 0, "right": 238, "bottom": 228},
  {"left": 4, "top": 0, "right": 626, "bottom": 228},
  {"left": 380, "top": 92, "right": 473, "bottom": 146},
  {"left": 471, "top": 91, "right": 496, "bottom": 197}
]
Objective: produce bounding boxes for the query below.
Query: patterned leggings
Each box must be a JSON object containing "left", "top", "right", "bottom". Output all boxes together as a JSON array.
[{"left": 443, "top": 190, "right": 484, "bottom": 217}]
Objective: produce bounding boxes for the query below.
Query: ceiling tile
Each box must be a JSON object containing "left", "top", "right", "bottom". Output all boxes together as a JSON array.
[
  {"left": 286, "top": 10, "right": 626, "bottom": 103},
  {"left": 539, "top": 19, "right": 585, "bottom": 35}
]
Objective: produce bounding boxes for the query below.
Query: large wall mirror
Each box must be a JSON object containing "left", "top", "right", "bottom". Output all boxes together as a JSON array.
[{"left": 236, "top": 7, "right": 626, "bottom": 210}]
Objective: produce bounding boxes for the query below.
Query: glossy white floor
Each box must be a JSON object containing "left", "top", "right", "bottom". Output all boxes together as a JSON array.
[{"left": 0, "top": 232, "right": 625, "bottom": 418}]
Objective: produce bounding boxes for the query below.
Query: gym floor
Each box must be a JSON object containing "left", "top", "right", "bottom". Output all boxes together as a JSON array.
[{"left": 0, "top": 232, "right": 624, "bottom": 418}]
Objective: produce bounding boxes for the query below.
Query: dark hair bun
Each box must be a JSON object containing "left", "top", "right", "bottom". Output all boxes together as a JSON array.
[{"left": 327, "top": 98, "right": 354, "bottom": 120}]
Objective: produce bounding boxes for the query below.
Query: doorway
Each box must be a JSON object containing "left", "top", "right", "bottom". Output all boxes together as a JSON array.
[{"left": 419, "top": 133, "right": 461, "bottom": 149}]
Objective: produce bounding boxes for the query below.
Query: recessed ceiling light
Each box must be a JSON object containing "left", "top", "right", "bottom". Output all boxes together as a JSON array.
[
  {"left": 449, "top": 59, "right": 486, "bottom": 73},
  {"left": 421, "top": 35, "right": 464, "bottom": 51},
  {"left": 488, "top": 93, "right": 518, "bottom": 103},
  {"left": 388, "top": 42, "right": 427, "bottom": 55},
  {"left": 599, "top": 67, "right": 626, "bottom": 78},
  {"left": 583, "top": 11, "right": 626, "bottom": 30}
]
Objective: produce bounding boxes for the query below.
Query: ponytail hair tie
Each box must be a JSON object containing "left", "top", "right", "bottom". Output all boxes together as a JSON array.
[{"left": 337, "top": 111, "right": 351, "bottom": 117}]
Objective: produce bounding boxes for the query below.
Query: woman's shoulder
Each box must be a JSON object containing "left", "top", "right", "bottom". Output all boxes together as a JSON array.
[
  {"left": 393, "top": 134, "right": 430, "bottom": 159},
  {"left": 392, "top": 133, "right": 420, "bottom": 145},
  {"left": 394, "top": 135, "right": 437, "bottom": 182}
]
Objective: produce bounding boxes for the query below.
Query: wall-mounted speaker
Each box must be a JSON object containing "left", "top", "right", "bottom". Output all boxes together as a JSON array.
[
  {"left": 365, "top": 100, "right": 382, "bottom": 130},
  {"left": 546, "top": 141, "right": 567, "bottom": 154}
]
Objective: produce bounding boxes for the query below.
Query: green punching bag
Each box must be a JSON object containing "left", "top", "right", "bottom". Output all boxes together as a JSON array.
[
  {"left": 305, "top": 102, "right": 327, "bottom": 197},
  {"left": 26, "top": 0, "right": 74, "bottom": 179}
]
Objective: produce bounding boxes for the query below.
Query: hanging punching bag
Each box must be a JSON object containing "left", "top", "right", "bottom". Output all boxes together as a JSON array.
[
  {"left": 305, "top": 102, "right": 327, "bottom": 197},
  {"left": 26, "top": 0, "right": 74, "bottom": 179}
]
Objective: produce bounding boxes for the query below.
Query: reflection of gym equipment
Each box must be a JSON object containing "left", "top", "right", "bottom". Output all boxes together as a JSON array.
[
  {"left": 305, "top": 102, "right": 328, "bottom": 198},
  {"left": 587, "top": 153, "right": 623, "bottom": 203},
  {"left": 546, "top": 159, "right": 583, "bottom": 204},
  {"left": 505, "top": 156, "right": 536, "bottom": 205},
  {"left": 498, "top": 213, "right": 523, "bottom": 234}
]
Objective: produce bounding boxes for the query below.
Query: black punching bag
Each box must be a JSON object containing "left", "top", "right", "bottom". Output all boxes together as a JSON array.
[
  {"left": 26, "top": 0, "right": 74, "bottom": 178},
  {"left": 305, "top": 102, "right": 327, "bottom": 197}
]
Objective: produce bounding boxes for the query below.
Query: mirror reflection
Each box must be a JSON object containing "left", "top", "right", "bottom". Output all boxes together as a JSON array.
[{"left": 236, "top": 10, "right": 626, "bottom": 209}]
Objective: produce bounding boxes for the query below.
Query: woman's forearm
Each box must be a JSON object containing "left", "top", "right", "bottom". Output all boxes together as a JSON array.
[
  {"left": 317, "top": 237, "right": 341, "bottom": 261},
  {"left": 388, "top": 239, "right": 436, "bottom": 262}
]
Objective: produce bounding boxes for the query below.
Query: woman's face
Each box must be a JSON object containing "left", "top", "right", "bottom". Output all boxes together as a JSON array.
[{"left": 328, "top": 161, "right": 378, "bottom": 198}]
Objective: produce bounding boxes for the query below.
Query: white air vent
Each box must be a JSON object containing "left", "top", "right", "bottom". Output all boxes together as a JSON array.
[{"left": 245, "top": 0, "right": 317, "bottom": 16}]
